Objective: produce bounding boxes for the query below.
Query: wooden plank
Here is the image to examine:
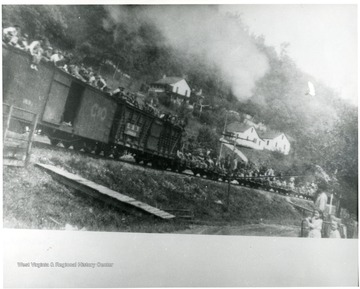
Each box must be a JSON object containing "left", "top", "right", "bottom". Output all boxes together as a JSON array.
[{"left": 36, "top": 163, "right": 175, "bottom": 220}]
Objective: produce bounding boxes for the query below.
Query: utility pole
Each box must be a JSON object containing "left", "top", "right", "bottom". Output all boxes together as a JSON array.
[
  {"left": 219, "top": 112, "right": 229, "bottom": 159},
  {"left": 226, "top": 134, "right": 239, "bottom": 211}
]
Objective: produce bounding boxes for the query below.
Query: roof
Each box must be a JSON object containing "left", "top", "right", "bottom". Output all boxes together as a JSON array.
[
  {"left": 260, "top": 130, "right": 294, "bottom": 142},
  {"left": 153, "top": 77, "right": 184, "bottom": 85},
  {"left": 260, "top": 130, "right": 283, "bottom": 139},
  {"left": 226, "top": 122, "right": 252, "bottom": 133}
]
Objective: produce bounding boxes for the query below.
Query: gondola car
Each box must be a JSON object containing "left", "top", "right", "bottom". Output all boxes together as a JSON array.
[{"left": 3, "top": 45, "right": 183, "bottom": 169}]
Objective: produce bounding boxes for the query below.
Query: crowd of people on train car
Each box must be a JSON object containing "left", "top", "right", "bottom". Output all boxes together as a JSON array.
[
  {"left": 3, "top": 24, "right": 185, "bottom": 128},
  {"left": 3, "top": 25, "right": 110, "bottom": 90},
  {"left": 110, "top": 87, "right": 186, "bottom": 128},
  {"left": 176, "top": 147, "right": 319, "bottom": 198}
]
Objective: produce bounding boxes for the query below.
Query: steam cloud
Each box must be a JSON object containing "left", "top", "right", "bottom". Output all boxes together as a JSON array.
[{"left": 105, "top": 5, "right": 269, "bottom": 101}]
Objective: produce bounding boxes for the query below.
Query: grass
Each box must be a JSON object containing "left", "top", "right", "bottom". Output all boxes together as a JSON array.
[{"left": 3, "top": 145, "right": 311, "bottom": 233}]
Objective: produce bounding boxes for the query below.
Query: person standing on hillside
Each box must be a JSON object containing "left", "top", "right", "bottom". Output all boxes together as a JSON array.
[{"left": 306, "top": 209, "right": 323, "bottom": 238}]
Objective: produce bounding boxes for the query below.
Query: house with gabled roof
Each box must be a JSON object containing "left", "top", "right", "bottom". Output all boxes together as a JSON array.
[
  {"left": 226, "top": 122, "right": 265, "bottom": 150},
  {"left": 148, "top": 76, "right": 191, "bottom": 104},
  {"left": 260, "top": 130, "right": 291, "bottom": 155}
]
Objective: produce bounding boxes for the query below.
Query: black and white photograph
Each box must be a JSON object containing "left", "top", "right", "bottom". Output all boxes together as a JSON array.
[{"left": 2, "top": 3, "right": 358, "bottom": 287}]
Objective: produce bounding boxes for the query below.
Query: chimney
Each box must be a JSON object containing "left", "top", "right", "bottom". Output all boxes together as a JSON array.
[{"left": 163, "top": 74, "right": 166, "bottom": 79}]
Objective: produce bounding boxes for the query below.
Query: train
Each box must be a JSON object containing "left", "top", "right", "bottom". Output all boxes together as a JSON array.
[
  {"left": 2, "top": 44, "right": 313, "bottom": 201},
  {"left": 3, "top": 44, "right": 184, "bottom": 171}
]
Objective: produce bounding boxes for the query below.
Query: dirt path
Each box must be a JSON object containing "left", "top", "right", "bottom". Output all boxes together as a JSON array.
[{"left": 176, "top": 223, "right": 301, "bottom": 237}]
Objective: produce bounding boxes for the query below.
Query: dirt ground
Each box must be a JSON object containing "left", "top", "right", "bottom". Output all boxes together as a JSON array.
[{"left": 176, "top": 223, "right": 300, "bottom": 237}]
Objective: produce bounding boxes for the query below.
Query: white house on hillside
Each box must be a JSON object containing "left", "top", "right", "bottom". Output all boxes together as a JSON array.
[
  {"left": 149, "top": 76, "right": 191, "bottom": 104},
  {"left": 261, "top": 131, "right": 291, "bottom": 155},
  {"left": 225, "top": 122, "right": 292, "bottom": 155},
  {"left": 226, "top": 122, "right": 265, "bottom": 150}
]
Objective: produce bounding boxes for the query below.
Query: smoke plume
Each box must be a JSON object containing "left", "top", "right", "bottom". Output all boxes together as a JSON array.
[{"left": 105, "top": 5, "right": 269, "bottom": 101}]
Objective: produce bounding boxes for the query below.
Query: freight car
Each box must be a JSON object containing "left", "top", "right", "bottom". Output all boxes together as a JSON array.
[{"left": 3, "top": 44, "right": 183, "bottom": 170}]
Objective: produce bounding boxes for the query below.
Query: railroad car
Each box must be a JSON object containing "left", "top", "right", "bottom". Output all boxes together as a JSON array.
[{"left": 3, "top": 45, "right": 183, "bottom": 169}]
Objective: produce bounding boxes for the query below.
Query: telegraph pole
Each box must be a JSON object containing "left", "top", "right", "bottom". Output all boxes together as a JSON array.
[
  {"left": 226, "top": 134, "right": 238, "bottom": 211},
  {"left": 219, "top": 112, "right": 229, "bottom": 159}
]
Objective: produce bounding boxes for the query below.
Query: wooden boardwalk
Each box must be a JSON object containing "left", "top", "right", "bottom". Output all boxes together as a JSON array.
[{"left": 36, "top": 163, "right": 175, "bottom": 220}]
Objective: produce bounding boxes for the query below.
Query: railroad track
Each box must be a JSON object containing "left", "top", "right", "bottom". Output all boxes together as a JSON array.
[
  {"left": 32, "top": 140, "right": 228, "bottom": 183},
  {"left": 32, "top": 139, "right": 314, "bottom": 201}
]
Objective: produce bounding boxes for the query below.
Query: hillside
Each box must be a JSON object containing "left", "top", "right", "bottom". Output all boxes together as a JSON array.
[
  {"left": 2, "top": 5, "right": 357, "bottom": 214},
  {"left": 3, "top": 145, "right": 313, "bottom": 235}
]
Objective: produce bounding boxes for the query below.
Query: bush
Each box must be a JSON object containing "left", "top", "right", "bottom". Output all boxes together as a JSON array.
[{"left": 157, "top": 92, "right": 172, "bottom": 107}]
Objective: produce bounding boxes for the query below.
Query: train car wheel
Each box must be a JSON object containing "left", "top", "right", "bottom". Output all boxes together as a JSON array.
[
  {"left": 62, "top": 142, "right": 71, "bottom": 149},
  {"left": 161, "top": 161, "right": 169, "bottom": 170},
  {"left": 113, "top": 149, "right": 124, "bottom": 159},
  {"left": 83, "top": 142, "right": 94, "bottom": 153},
  {"left": 103, "top": 148, "right": 112, "bottom": 158},
  {"left": 94, "top": 144, "right": 102, "bottom": 155},
  {"left": 50, "top": 138, "right": 60, "bottom": 146},
  {"left": 73, "top": 142, "right": 82, "bottom": 151}
]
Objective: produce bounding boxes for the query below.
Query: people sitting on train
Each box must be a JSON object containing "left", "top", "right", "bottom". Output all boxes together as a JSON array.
[
  {"left": 15, "top": 33, "right": 29, "bottom": 51},
  {"left": 288, "top": 176, "right": 295, "bottom": 190},
  {"left": 69, "top": 64, "right": 87, "bottom": 82},
  {"left": 297, "top": 184, "right": 306, "bottom": 195},
  {"left": 224, "top": 154, "right": 231, "bottom": 170},
  {"left": 274, "top": 178, "right": 282, "bottom": 187},
  {"left": 3, "top": 25, "right": 21, "bottom": 45},
  {"left": 206, "top": 156, "right": 214, "bottom": 169},
  {"left": 28, "top": 38, "right": 44, "bottom": 71},
  {"left": 59, "top": 51, "right": 72, "bottom": 68},
  {"left": 61, "top": 64, "right": 70, "bottom": 73},
  {"left": 265, "top": 167, "right": 275, "bottom": 177},
  {"left": 87, "top": 71, "right": 97, "bottom": 86},
  {"left": 143, "top": 102, "right": 154, "bottom": 114},
  {"left": 176, "top": 150, "right": 184, "bottom": 159},
  {"left": 95, "top": 75, "right": 107, "bottom": 91},
  {"left": 219, "top": 157, "right": 225, "bottom": 169},
  {"left": 110, "top": 86, "right": 125, "bottom": 97},
  {"left": 306, "top": 183, "right": 316, "bottom": 197},
  {"left": 50, "top": 49, "right": 64, "bottom": 66},
  {"left": 78, "top": 64, "right": 90, "bottom": 81},
  {"left": 42, "top": 46, "right": 53, "bottom": 62}
]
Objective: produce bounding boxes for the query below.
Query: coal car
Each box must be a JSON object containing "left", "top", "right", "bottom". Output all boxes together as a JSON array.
[{"left": 3, "top": 45, "right": 183, "bottom": 169}]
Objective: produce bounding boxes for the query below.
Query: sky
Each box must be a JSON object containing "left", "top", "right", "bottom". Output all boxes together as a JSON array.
[{"left": 220, "top": 4, "right": 358, "bottom": 106}]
